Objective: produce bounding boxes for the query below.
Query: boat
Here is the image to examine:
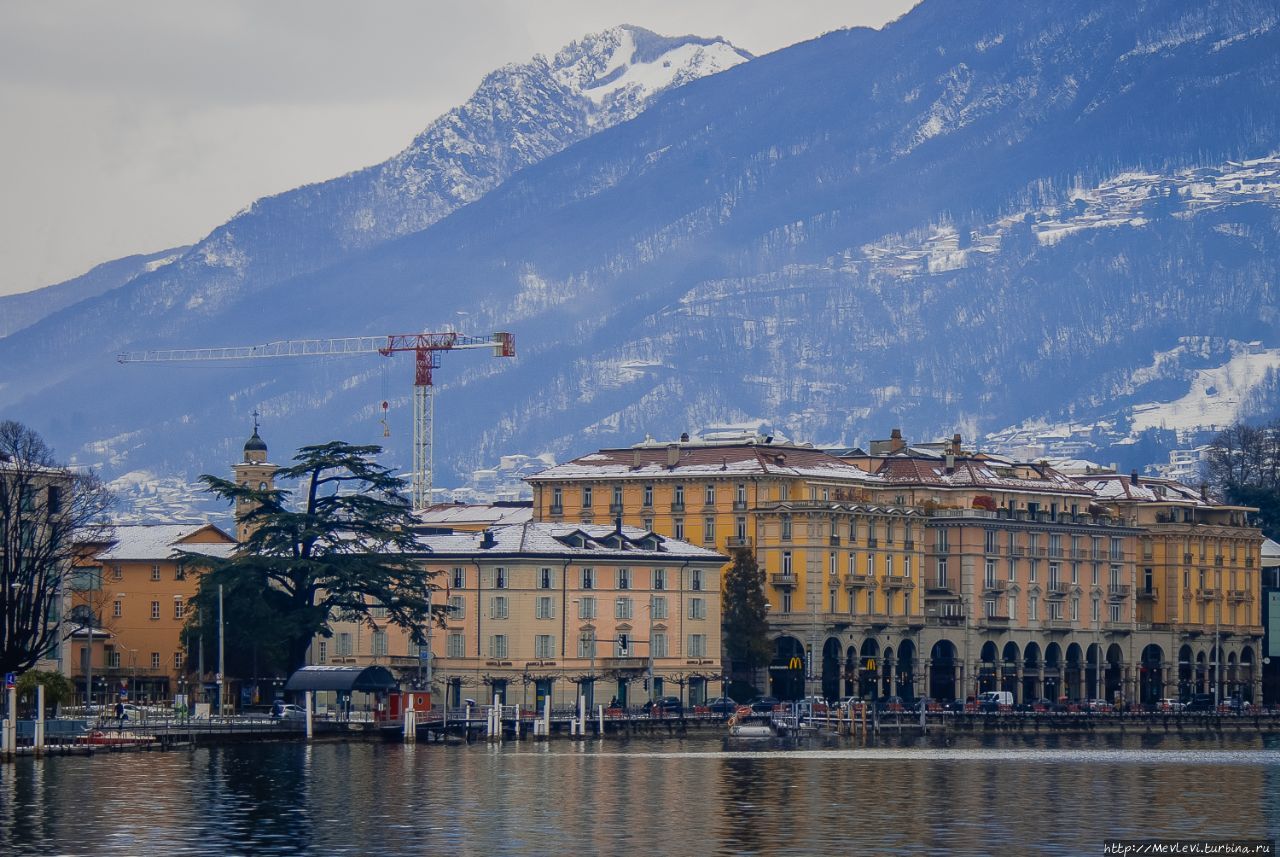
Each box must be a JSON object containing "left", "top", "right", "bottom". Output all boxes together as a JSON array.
[
  {"left": 727, "top": 706, "right": 781, "bottom": 738},
  {"left": 78, "top": 729, "right": 158, "bottom": 746}
]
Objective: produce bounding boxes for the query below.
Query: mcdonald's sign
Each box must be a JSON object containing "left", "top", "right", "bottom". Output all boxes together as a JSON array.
[
  {"left": 864, "top": 658, "right": 877, "bottom": 672},
  {"left": 788, "top": 656, "right": 804, "bottom": 671}
]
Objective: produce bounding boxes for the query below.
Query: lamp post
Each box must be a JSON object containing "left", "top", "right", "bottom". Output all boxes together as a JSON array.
[{"left": 645, "top": 594, "right": 656, "bottom": 704}]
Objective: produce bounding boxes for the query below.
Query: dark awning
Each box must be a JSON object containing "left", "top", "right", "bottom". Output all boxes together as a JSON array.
[{"left": 283, "top": 665, "right": 398, "bottom": 693}]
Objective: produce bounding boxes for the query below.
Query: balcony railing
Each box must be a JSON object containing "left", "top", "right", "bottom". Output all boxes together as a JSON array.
[
  {"left": 732, "top": 500, "right": 748, "bottom": 511},
  {"left": 983, "top": 579, "right": 1008, "bottom": 593},
  {"left": 1043, "top": 618, "right": 1073, "bottom": 631},
  {"left": 609, "top": 503, "right": 624, "bottom": 515},
  {"left": 882, "top": 575, "right": 908, "bottom": 589},
  {"left": 867, "top": 537, "right": 879, "bottom": 548},
  {"left": 925, "top": 581, "right": 957, "bottom": 596},
  {"left": 829, "top": 534, "right": 841, "bottom": 546},
  {"left": 771, "top": 573, "right": 797, "bottom": 587},
  {"left": 726, "top": 536, "right": 753, "bottom": 548},
  {"left": 1108, "top": 584, "right": 1131, "bottom": 599},
  {"left": 549, "top": 505, "right": 564, "bottom": 516},
  {"left": 1045, "top": 583, "right": 1068, "bottom": 599},
  {"left": 1228, "top": 589, "right": 1250, "bottom": 602},
  {"left": 926, "top": 612, "right": 966, "bottom": 626},
  {"left": 1011, "top": 546, "right": 1027, "bottom": 557},
  {"left": 844, "top": 572, "right": 874, "bottom": 589},
  {"left": 979, "top": 614, "right": 1010, "bottom": 629},
  {"left": 1137, "top": 587, "right": 1158, "bottom": 601},
  {"left": 1103, "top": 621, "right": 1132, "bottom": 634},
  {"left": 1198, "top": 588, "right": 1218, "bottom": 600},
  {"left": 670, "top": 501, "right": 685, "bottom": 513},
  {"left": 865, "top": 613, "right": 890, "bottom": 627}
]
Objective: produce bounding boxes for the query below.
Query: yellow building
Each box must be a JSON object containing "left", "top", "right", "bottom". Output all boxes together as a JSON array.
[
  {"left": 71, "top": 523, "right": 237, "bottom": 704},
  {"left": 312, "top": 522, "right": 726, "bottom": 710},
  {"left": 1074, "top": 471, "right": 1263, "bottom": 702}
]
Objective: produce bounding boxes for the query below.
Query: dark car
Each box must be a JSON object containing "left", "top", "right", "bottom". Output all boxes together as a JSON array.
[
  {"left": 704, "top": 697, "right": 737, "bottom": 715},
  {"left": 643, "top": 696, "right": 684, "bottom": 715},
  {"left": 748, "top": 696, "right": 780, "bottom": 713},
  {"left": 1184, "top": 693, "right": 1216, "bottom": 712}
]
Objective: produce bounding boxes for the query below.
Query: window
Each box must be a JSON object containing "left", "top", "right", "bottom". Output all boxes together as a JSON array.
[
  {"left": 106, "top": 650, "right": 120, "bottom": 669},
  {"left": 1091, "top": 598, "right": 1100, "bottom": 622},
  {"left": 1110, "top": 538, "right": 1123, "bottom": 561},
  {"left": 904, "top": 555, "right": 913, "bottom": 579},
  {"left": 113, "top": 600, "right": 122, "bottom": 618},
  {"left": 370, "top": 603, "right": 389, "bottom": 619},
  {"left": 1049, "top": 534, "right": 1061, "bottom": 558},
  {"left": 1008, "top": 559, "right": 1017, "bottom": 582},
  {"left": 536, "top": 596, "right": 555, "bottom": 619},
  {"left": 674, "top": 484, "right": 685, "bottom": 506},
  {"left": 490, "top": 596, "right": 509, "bottom": 619},
  {"left": 1048, "top": 600, "right": 1062, "bottom": 620},
  {"left": 447, "top": 633, "right": 465, "bottom": 658},
  {"left": 1093, "top": 564, "right": 1101, "bottom": 586},
  {"left": 985, "top": 560, "right": 997, "bottom": 589},
  {"left": 735, "top": 517, "right": 747, "bottom": 541},
  {"left": 615, "top": 597, "right": 633, "bottom": 619},
  {"left": 489, "top": 635, "right": 508, "bottom": 659},
  {"left": 452, "top": 567, "right": 465, "bottom": 589},
  {"left": 582, "top": 486, "right": 593, "bottom": 508},
  {"left": 652, "top": 631, "right": 668, "bottom": 658},
  {"left": 653, "top": 568, "right": 666, "bottom": 590},
  {"left": 174, "top": 651, "right": 184, "bottom": 671},
  {"left": 448, "top": 595, "right": 465, "bottom": 619},
  {"left": 936, "top": 530, "right": 949, "bottom": 553},
  {"left": 1071, "top": 597, "right": 1079, "bottom": 621},
  {"left": 736, "top": 483, "right": 747, "bottom": 506},
  {"left": 581, "top": 567, "right": 595, "bottom": 589},
  {"left": 642, "top": 517, "right": 653, "bottom": 531},
  {"left": 618, "top": 568, "right": 631, "bottom": 590},
  {"left": 535, "top": 635, "right": 554, "bottom": 659},
  {"left": 616, "top": 634, "right": 630, "bottom": 657},
  {"left": 337, "top": 633, "right": 353, "bottom": 657},
  {"left": 175, "top": 564, "right": 186, "bottom": 581},
  {"left": 705, "top": 484, "right": 716, "bottom": 506},
  {"left": 1029, "top": 597, "right": 1038, "bottom": 621},
  {"left": 985, "top": 599, "right": 997, "bottom": 618},
  {"left": 985, "top": 530, "right": 998, "bottom": 554},
  {"left": 150, "top": 601, "right": 161, "bottom": 620},
  {"left": 1029, "top": 560, "right": 1038, "bottom": 583},
  {"left": 578, "top": 596, "right": 596, "bottom": 619},
  {"left": 936, "top": 557, "right": 948, "bottom": 588},
  {"left": 174, "top": 599, "right": 184, "bottom": 620},
  {"left": 688, "top": 634, "right": 707, "bottom": 658},
  {"left": 578, "top": 632, "right": 596, "bottom": 659},
  {"left": 782, "top": 552, "right": 793, "bottom": 575},
  {"left": 551, "top": 487, "right": 562, "bottom": 510},
  {"left": 112, "top": 565, "right": 122, "bottom": 581},
  {"left": 674, "top": 518, "right": 685, "bottom": 540},
  {"left": 703, "top": 516, "right": 715, "bottom": 543},
  {"left": 151, "top": 564, "right": 162, "bottom": 581},
  {"left": 150, "top": 651, "right": 161, "bottom": 669},
  {"left": 1109, "top": 602, "right": 1123, "bottom": 623},
  {"left": 1008, "top": 596, "right": 1017, "bottom": 622},
  {"left": 372, "top": 629, "right": 388, "bottom": 657},
  {"left": 539, "top": 567, "right": 553, "bottom": 589},
  {"left": 317, "top": 641, "right": 328, "bottom": 663},
  {"left": 643, "top": 485, "right": 653, "bottom": 507},
  {"left": 782, "top": 591, "right": 792, "bottom": 613},
  {"left": 1071, "top": 563, "right": 1079, "bottom": 585},
  {"left": 494, "top": 567, "right": 507, "bottom": 589},
  {"left": 886, "top": 520, "right": 896, "bottom": 545},
  {"left": 829, "top": 589, "right": 837, "bottom": 612},
  {"left": 691, "top": 569, "right": 703, "bottom": 591},
  {"left": 613, "top": 485, "right": 623, "bottom": 509},
  {"left": 781, "top": 516, "right": 792, "bottom": 541},
  {"left": 1048, "top": 563, "right": 1060, "bottom": 589}
]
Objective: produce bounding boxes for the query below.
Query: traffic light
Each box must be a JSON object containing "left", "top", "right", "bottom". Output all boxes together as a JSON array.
[{"left": 618, "top": 633, "right": 629, "bottom": 654}]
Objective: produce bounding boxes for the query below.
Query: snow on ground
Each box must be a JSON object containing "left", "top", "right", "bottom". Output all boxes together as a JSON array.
[{"left": 1130, "top": 345, "right": 1280, "bottom": 432}]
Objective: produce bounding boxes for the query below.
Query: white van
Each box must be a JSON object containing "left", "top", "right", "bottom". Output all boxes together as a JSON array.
[{"left": 977, "top": 691, "right": 1013, "bottom": 710}]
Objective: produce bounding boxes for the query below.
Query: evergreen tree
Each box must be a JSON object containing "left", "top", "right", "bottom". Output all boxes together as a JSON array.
[
  {"left": 721, "top": 547, "right": 771, "bottom": 692},
  {"left": 1206, "top": 419, "right": 1280, "bottom": 540},
  {"left": 185, "top": 441, "right": 437, "bottom": 674}
]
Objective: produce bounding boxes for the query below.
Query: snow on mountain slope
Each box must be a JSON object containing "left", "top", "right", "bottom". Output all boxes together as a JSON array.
[{"left": 1130, "top": 343, "right": 1280, "bottom": 432}]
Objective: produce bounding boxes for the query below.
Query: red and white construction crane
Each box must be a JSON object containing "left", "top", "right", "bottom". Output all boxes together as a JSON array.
[{"left": 118, "top": 331, "right": 515, "bottom": 509}]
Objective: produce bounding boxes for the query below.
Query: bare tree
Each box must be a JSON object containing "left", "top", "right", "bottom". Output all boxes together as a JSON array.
[{"left": 0, "top": 421, "right": 112, "bottom": 675}]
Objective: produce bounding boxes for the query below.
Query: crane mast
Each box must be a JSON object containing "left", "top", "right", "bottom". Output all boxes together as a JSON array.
[{"left": 119, "top": 331, "right": 515, "bottom": 509}]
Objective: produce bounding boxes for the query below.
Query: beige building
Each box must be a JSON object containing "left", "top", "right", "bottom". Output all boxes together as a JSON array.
[{"left": 312, "top": 522, "right": 725, "bottom": 710}]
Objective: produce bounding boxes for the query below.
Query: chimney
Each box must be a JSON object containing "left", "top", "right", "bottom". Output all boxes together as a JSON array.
[
  {"left": 1200, "top": 483, "right": 1209, "bottom": 501},
  {"left": 890, "top": 428, "right": 904, "bottom": 452},
  {"left": 480, "top": 529, "right": 496, "bottom": 549},
  {"left": 666, "top": 444, "right": 680, "bottom": 467},
  {"left": 1130, "top": 469, "right": 1140, "bottom": 487},
  {"left": 945, "top": 453, "right": 955, "bottom": 473},
  {"left": 951, "top": 433, "right": 962, "bottom": 456},
  {"left": 632, "top": 449, "right": 642, "bottom": 469},
  {"left": 615, "top": 514, "right": 624, "bottom": 536},
  {"left": 680, "top": 432, "right": 690, "bottom": 443}
]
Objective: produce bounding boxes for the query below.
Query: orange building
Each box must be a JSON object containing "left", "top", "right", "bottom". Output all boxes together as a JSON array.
[{"left": 70, "top": 523, "right": 236, "bottom": 704}]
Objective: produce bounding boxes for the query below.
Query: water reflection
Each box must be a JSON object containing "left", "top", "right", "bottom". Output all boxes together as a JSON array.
[{"left": 0, "top": 733, "right": 1277, "bottom": 855}]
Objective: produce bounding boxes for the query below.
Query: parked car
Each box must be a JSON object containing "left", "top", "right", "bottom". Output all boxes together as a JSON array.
[
  {"left": 1086, "top": 698, "right": 1112, "bottom": 712},
  {"left": 643, "top": 696, "right": 684, "bottom": 715},
  {"left": 272, "top": 703, "right": 308, "bottom": 721},
  {"left": 748, "top": 696, "right": 780, "bottom": 713},
  {"left": 1224, "top": 697, "right": 1252, "bottom": 713},
  {"left": 704, "top": 697, "right": 738, "bottom": 715},
  {"left": 1157, "top": 698, "right": 1185, "bottom": 712},
  {"left": 977, "top": 691, "right": 1013, "bottom": 711},
  {"left": 1184, "top": 693, "right": 1216, "bottom": 712}
]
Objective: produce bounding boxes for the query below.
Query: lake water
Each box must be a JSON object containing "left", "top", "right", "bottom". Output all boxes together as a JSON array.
[{"left": 2, "top": 732, "right": 1278, "bottom": 855}]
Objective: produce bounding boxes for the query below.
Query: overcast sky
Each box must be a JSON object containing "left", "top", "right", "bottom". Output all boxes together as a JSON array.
[{"left": 0, "top": 1, "right": 917, "bottom": 297}]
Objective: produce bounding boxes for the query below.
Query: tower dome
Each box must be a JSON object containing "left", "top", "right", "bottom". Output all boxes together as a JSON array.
[{"left": 243, "top": 428, "right": 268, "bottom": 463}]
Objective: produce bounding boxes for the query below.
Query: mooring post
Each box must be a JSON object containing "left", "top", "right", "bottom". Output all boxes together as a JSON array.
[
  {"left": 34, "top": 684, "right": 45, "bottom": 756},
  {"left": 3, "top": 684, "right": 16, "bottom": 760},
  {"left": 598, "top": 704, "right": 605, "bottom": 736},
  {"left": 404, "top": 693, "right": 416, "bottom": 744},
  {"left": 542, "top": 695, "right": 551, "bottom": 738},
  {"left": 304, "top": 691, "right": 314, "bottom": 742}
]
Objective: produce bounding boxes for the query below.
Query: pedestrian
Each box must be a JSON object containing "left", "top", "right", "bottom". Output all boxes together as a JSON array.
[{"left": 115, "top": 700, "right": 125, "bottom": 725}]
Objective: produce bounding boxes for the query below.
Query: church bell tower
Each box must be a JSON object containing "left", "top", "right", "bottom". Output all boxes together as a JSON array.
[{"left": 231, "top": 412, "right": 275, "bottom": 543}]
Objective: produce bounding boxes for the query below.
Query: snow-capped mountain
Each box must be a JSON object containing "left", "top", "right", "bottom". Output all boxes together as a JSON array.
[{"left": 4, "top": 1, "right": 1280, "bottom": 520}]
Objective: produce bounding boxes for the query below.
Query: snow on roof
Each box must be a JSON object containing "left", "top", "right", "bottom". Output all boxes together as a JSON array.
[
  {"left": 95, "top": 524, "right": 236, "bottom": 561},
  {"left": 414, "top": 503, "right": 533, "bottom": 527},
  {"left": 1261, "top": 538, "right": 1280, "bottom": 561},
  {"left": 876, "top": 456, "right": 1091, "bottom": 495},
  {"left": 1072, "top": 474, "right": 1207, "bottom": 505},
  {"left": 411, "top": 522, "right": 724, "bottom": 562},
  {"left": 528, "top": 443, "right": 882, "bottom": 484}
]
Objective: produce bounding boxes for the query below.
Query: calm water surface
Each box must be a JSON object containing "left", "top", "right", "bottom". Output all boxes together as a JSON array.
[{"left": 2, "top": 732, "right": 1278, "bottom": 855}]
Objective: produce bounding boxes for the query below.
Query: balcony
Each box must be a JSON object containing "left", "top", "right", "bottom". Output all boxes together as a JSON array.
[
  {"left": 927, "top": 612, "right": 966, "bottom": 626},
  {"left": 925, "top": 581, "right": 957, "bottom": 596},
  {"left": 1214, "top": 556, "right": 1224, "bottom": 566},
  {"left": 1137, "top": 588, "right": 1159, "bottom": 601},
  {"left": 1010, "top": 546, "right": 1026, "bottom": 557},
  {"left": 670, "top": 501, "right": 685, "bottom": 513},
  {"left": 983, "top": 579, "right": 1009, "bottom": 594},
  {"left": 1108, "top": 584, "right": 1131, "bottom": 600},
  {"left": 867, "top": 537, "right": 879, "bottom": 548},
  {"left": 844, "top": 572, "right": 875, "bottom": 589},
  {"left": 726, "top": 536, "right": 753, "bottom": 548},
  {"left": 1044, "top": 583, "right": 1067, "bottom": 599},
  {"left": 609, "top": 503, "right": 624, "bottom": 515},
  {"left": 771, "top": 573, "right": 798, "bottom": 588},
  {"left": 1043, "top": 618, "right": 1073, "bottom": 632},
  {"left": 1197, "top": 588, "right": 1218, "bottom": 601},
  {"left": 903, "top": 539, "right": 915, "bottom": 550},
  {"left": 600, "top": 657, "right": 647, "bottom": 670},
  {"left": 1228, "top": 589, "right": 1251, "bottom": 602},
  {"left": 1103, "top": 621, "right": 1132, "bottom": 634},
  {"left": 548, "top": 505, "right": 564, "bottom": 516},
  {"left": 732, "top": 500, "right": 748, "bottom": 511},
  {"left": 1183, "top": 553, "right": 1193, "bottom": 563},
  {"left": 1071, "top": 549, "right": 1088, "bottom": 559},
  {"left": 865, "top": 613, "right": 890, "bottom": 627},
  {"left": 882, "top": 575, "right": 909, "bottom": 589},
  {"left": 829, "top": 534, "right": 841, "bottom": 546},
  {"left": 979, "top": 614, "right": 1010, "bottom": 630}
]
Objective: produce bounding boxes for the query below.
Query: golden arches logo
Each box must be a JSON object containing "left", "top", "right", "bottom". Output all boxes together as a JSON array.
[{"left": 788, "top": 656, "right": 804, "bottom": 671}]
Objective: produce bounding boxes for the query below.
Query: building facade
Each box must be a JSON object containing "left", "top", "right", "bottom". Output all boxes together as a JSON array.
[
  {"left": 530, "top": 430, "right": 1267, "bottom": 705},
  {"left": 311, "top": 522, "right": 725, "bottom": 710}
]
